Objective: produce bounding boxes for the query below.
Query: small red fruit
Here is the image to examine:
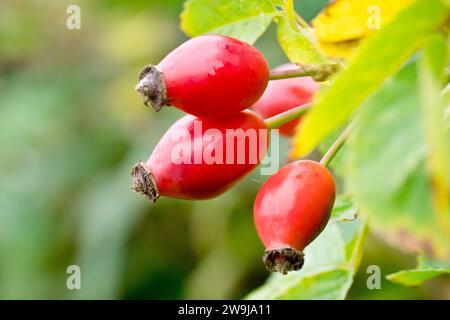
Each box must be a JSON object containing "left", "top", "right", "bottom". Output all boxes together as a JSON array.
[
  {"left": 132, "top": 111, "right": 268, "bottom": 201},
  {"left": 251, "top": 76, "right": 317, "bottom": 136},
  {"left": 253, "top": 160, "right": 335, "bottom": 274},
  {"left": 135, "top": 35, "right": 269, "bottom": 119}
]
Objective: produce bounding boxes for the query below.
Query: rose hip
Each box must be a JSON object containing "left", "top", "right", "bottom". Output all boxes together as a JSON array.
[
  {"left": 135, "top": 34, "right": 269, "bottom": 119},
  {"left": 253, "top": 160, "right": 336, "bottom": 274},
  {"left": 132, "top": 111, "right": 268, "bottom": 201}
]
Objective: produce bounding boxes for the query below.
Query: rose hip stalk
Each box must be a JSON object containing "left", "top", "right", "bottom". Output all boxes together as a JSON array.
[
  {"left": 132, "top": 111, "right": 268, "bottom": 201},
  {"left": 251, "top": 76, "right": 317, "bottom": 136},
  {"left": 135, "top": 34, "right": 269, "bottom": 119},
  {"left": 253, "top": 160, "right": 336, "bottom": 274}
]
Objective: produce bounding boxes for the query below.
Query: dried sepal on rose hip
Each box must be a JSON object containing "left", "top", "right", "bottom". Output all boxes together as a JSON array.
[
  {"left": 135, "top": 34, "right": 269, "bottom": 119},
  {"left": 132, "top": 111, "right": 269, "bottom": 202},
  {"left": 253, "top": 160, "right": 336, "bottom": 274},
  {"left": 251, "top": 74, "right": 318, "bottom": 136}
]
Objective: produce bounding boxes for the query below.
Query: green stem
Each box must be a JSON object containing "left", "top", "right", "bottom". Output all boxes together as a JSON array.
[
  {"left": 269, "top": 63, "right": 339, "bottom": 82},
  {"left": 264, "top": 103, "right": 312, "bottom": 129},
  {"left": 320, "top": 122, "right": 354, "bottom": 167},
  {"left": 294, "top": 12, "right": 310, "bottom": 29}
]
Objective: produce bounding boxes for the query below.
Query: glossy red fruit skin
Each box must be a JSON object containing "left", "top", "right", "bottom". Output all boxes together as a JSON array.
[
  {"left": 251, "top": 77, "right": 317, "bottom": 136},
  {"left": 132, "top": 111, "right": 268, "bottom": 201},
  {"left": 253, "top": 160, "right": 335, "bottom": 273},
  {"left": 137, "top": 35, "right": 269, "bottom": 119}
]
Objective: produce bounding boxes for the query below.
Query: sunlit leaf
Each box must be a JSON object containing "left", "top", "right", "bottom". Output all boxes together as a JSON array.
[
  {"left": 291, "top": 0, "right": 449, "bottom": 157},
  {"left": 418, "top": 34, "right": 450, "bottom": 232},
  {"left": 270, "top": 0, "right": 284, "bottom": 7},
  {"left": 347, "top": 62, "right": 450, "bottom": 259},
  {"left": 181, "top": 0, "right": 277, "bottom": 44},
  {"left": 312, "top": 0, "right": 414, "bottom": 58},
  {"left": 284, "top": 0, "right": 296, "bottom": 28}
]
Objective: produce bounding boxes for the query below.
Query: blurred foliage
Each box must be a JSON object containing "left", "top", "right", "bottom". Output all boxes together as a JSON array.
[
  {"left": 276, "top": 15, "right": 326, "bottom": 64},
  {"left": 0, "top": 0, "right": 448, "bottom": 300},
  {"left": 347, "top": 61, "right": 449, "bottom": 259}
]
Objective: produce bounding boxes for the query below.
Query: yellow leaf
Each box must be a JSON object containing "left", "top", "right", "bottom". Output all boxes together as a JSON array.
[
  {"left": 316, "top": 39, "right": 359, "bottom": 60},
  {"left": 313, "top": 0, "right": 413, "bottom": 58},
  {"left": 290, "top": 0, "right": 450, "bottom": 158}
]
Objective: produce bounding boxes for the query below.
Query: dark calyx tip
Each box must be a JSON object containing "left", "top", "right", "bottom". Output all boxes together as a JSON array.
[
  {"left": 263, "top": 248, "right": 304, "bottom": 275},
  {"left": 131, "top": 161, "right": 160, "bottom": 202},
  {"left": 135, "top": 65, "right": 167, "bottom": 112}
]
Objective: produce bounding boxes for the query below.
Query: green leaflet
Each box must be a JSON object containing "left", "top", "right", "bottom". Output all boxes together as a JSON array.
[
  {"left": 387, "top": 256, "right": 450, "bottom": 286},
  {"left": 181, "top": 0, "right": 277, "bottom": 44},
  {"left": 347, "top": 61, "right": 450, "bottom": 259},
  {"left": 277, "top": 15, "right": 326, "bottom": 64},
  {"left": 330, "top": 195, "right": 358, "bottom": 223}
]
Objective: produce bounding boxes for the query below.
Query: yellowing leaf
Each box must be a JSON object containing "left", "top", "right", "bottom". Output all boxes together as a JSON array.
[
  {"left": 314, "top": 0, "right": 414, "bottom": 42},
  {"left": 316, "top": 39, "right": 359, "bottom": 60},
  {"left": 291, "top": 0, "right": 450, "bottom": 158},
  {"left": 313, "top": 0, "right": 413, "bottom": 58}
]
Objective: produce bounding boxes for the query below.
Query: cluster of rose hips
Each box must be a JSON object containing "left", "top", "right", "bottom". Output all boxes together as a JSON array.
[{"left": 132, "top": 35, "right": 336, "bottom": 274}]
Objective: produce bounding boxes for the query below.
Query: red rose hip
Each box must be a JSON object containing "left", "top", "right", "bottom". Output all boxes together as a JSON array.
[
  {"left": 251, "top": 76, "right": 317, "bottom": 136},
  {"left": 135, "top": 35, "right": 269, "bottom": 119},
  {"left": 132, "top": 111, "right": 268, "bottom": 201},
  {"left": 253, "top": 160, "right": 336, "bottom": 274}
]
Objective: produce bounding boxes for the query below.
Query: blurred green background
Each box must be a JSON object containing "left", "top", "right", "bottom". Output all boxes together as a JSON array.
[{"left": 0, "top": 0, "right": 447, "bottom": 299}]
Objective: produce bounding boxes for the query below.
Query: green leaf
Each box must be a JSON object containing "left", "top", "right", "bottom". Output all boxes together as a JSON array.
[
  {"left": 330, "top": 195, "right": 358, "bottom": 223},
  {"left": 387, "top": 269, "right": 449, "bottom": 286},
  {"left": 180, "top": 0, "right": 277, "bottom": 44},
  {"left": 347, "top": 62, "right": 450, "bottom": 259},
  {"left": 292, "top": 0, "right": 450, "bottom": 157},
  {"left": 418, "top": 34, "right": 450, "bottom": 227},
  {"left": 277, "top": 15, "right": 326, "bottom": 64},
  {"left": 387, "top": 256, "right": 450, "bottom": 286},
  {"left": 246, "top": 205, "right": 367, "bottom": 300},
  {"left": 444, "top": 84, "right": 450, "bottom": 129},
  {"left": 270, "top": 0, "right": 284, "bottom": 6}
]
